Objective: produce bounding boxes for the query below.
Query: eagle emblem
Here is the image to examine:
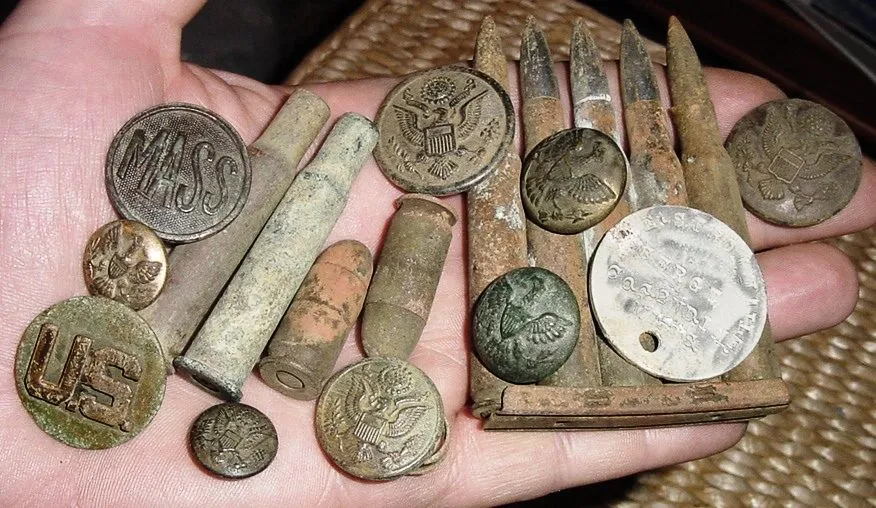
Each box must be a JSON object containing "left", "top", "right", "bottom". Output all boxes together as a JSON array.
[
  {"left": 326, "top": 363, "right": 430, "bottom": 471},
  {"left": 525, "top": 132, "right": 617, "bottom": 223},
  {"left": 390, "top": 75, "right": 490, "bottom": 179},
  {"left": 736, "top": 102, "right": 856, "bottom": 211}
]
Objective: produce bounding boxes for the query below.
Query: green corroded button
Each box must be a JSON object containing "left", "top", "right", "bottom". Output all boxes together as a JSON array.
[{"left": 473, "top": 267, "right": 580, "bottom": 384}]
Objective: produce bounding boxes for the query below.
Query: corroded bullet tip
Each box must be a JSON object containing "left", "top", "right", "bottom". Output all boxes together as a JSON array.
[
  {"left": 571, "top": 16, "right": 610, "bottom": 105},
  {"left": 666, "top": 15, "right": 710, "bottom": 106},
  {"left": 475, "top": 16, "right": 508, "bottom": 88},
  {"left": 620, "top": 18, "right": 659, "bottom": 103},
  {"left": 520, "top": 16, "right": 559, "bottom": 100}
]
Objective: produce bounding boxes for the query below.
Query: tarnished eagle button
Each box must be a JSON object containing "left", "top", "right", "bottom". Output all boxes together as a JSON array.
[
  {"left": 190, "top": 402, "right": 278, "bottom": 479},
  {"left": 83, "top": 220, "right": 167, "bottom": 310},
  {"left": 315, "top": 357, "right": 444, "bottom": 481},
  {"left": 725, "top": 98, "right": 862, "bottom": 228},
  {"left": 373, "top": 65, "right": 515, "bottom": 196},
  {"left": 105, "top": 103, "right": 252, "bottom": 243},
  {"left": 589, "top": 205, "right": 768, "bottom": 381},
  {"left": 521, "top": 128, "right": 627, "bottom": 235},
  {"left": 473, "top": 267, "right": 580, "bottom": 384},
  {"left": 14, "top": 296, "right": 166, "bottom": 449}
]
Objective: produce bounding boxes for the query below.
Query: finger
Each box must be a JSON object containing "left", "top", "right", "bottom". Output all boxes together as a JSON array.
[
  {"left": 431, "top": 416, "right": 746, "bottom": 506},
  {"left": 1, "top": 0, "right": 207, "bottom": 37},
  {"left": 759, "top": 242, "right": 858, "bottom": 341}
]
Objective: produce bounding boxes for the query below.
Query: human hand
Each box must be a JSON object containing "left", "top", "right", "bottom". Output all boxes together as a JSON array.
[{"left": 1, "top": 1, "right": 873, "bottom": 505}]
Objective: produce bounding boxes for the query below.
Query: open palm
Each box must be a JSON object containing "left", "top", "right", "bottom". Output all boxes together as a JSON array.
[{"left": 1, "top": 1, "right": 874, "bottom": 505}]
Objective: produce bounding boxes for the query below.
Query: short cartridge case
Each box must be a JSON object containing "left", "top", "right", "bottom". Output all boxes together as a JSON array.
[
  {"left": 259, "top": 240, "right": 373, "bottom": 400},
  {"left": 362, "top": 194, "right": 457, "bottom": 360}
]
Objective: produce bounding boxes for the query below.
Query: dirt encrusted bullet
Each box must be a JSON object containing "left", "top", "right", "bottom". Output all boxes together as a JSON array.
[
  {"left": 521, "top": 17, "right": 601, "bottom": 387},
  {"left": 362, "top": 194, "right": 457, "bottom": 360},
  {"left": 139, "top": 89, "right": 330, "bottom": 371},
  {"left": 175, "top": 113, "right": 378, "bottom": 401},
  {"left": 467, "top": 16, "right": 528, "bottom": 418},
  {"left": 620, "top": 20, "right": 688, "bottom": 209},
  {"left": 666, "top": 16, "right": 779, "bottom": 380},
  {"left": 259, "top": 240, "right": 373, "bottom": 400}
]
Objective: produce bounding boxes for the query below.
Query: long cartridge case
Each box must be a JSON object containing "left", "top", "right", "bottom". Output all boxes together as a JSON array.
[
  {"left": 174, "top": 113, "right": 378, "bottom": 401},
  {"left": 361, "top": 194, "right": 457, "bottom": 360},
  {"left": 468, "top": 16, "right": 527, "bottom": 418},
  {"left": 139, "top": 89, "right": 330, "bottom": 371},
  {"left": 521, "top": 18, "right": 600, "bottom": 387},
  {"left": 666, "top": 16, "right": 780, "bottom": 380},
  {"left": 259, "top": 240, "right": 373, "bottom": 400}
]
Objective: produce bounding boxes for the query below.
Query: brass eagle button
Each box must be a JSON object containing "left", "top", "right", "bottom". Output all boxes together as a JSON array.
[
  {"left": 521, "top": 128, "right": 627, "bottom": 234},
  {"left": 373, "top": 65, "right": 515, "bottom": 196},
  {"left": 189, "top": 402, "right": 278, "bottom": 479},
  {"left": 14, "top": 296, "right": 166, "bottom": 449},
  {"left": 82, "top": 220, "right": 167, "bottom": 310},
  {"left": 725, "top": 98, "right": 862, "bottom": 228},
  {"left": 315, "top": 357, "right": 445, "bottom": 481}
]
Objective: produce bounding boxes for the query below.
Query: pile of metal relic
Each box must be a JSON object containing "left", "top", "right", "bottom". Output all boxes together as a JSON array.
[{"left": 13, "top": 15, "right": 862, "bottom": 481}]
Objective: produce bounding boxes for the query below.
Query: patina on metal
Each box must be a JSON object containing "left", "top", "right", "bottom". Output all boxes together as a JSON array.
[
  {"left": 474, "top": 267, "right": 580, "bottom": 384},
  {"left": 175, "top": 113, "right": 377, "bottom": 401},
  {"left": 521, "top": 127, "right": 626, "bottom": 235},
  {"left": 259, "top": 240, "right": 373, "bottom": 400},
  {"left": 725, "top": 98, "right": 862, "bottom": 228},
  {"left": 361, "top": 194, "right": 456, "bottom": 360},
  {"left": 83, "top": 220, "right": 167, "bottom": 311},
  {"left": 521, "top": 16, "right": 600, "bottom": 387},
  {"left": 14, "top": 296, "right": 165, "bottom": 449},
  {"left": 666, "top": 16, "right": 782, "bottom": 382},
  {"left": 139, "top": 89, "right": 329, "bottom": 370},
  {"left": 315, "top": 357, "right": 444, "bottom": 481},
  {"left": 373, "top": 65, "right": 515, "bottom": 196},
  {"left": 620, "top": 20, "right": 688, "bottom": 210},
  {"left": 467, "top": 16, "right": 527, "bottom": 418},
  {"left": 590, "top": 206, "right": 768, "bottom": 381},
  {"left": 190, "top": 402, "right": 278, "bottom": 479},
  {"left": 570, "top": 18, "right": 657, "bottom": 388},
  {"left": 105, "top": 103, "right": 251, "bottom": 243}
]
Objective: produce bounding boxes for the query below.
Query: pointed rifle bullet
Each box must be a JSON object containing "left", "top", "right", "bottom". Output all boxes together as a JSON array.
[
  {"left": 468, "top": 16, "right": 528, "bottom": 418},
  {"left": 520, "top": 17, "right": 601, "bottom": 387},
  {"left": 666, "top": 16, "right": 780, "bottom": 381},
  {"left": 571, "top": 17, "right": 616, "bottom": 139},
  {"left": 572, "top": 18, "right": 650, "bottom": 388},
  {"left": 620, "top": 19, "right": 688, "bottom": 210}
]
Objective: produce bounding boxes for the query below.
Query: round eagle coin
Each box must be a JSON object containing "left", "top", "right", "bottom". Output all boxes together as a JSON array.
[
  {"left": 14, "top": 296, "right": 166, "bottom": 449},
  {"left": 473, "top": 267, "right": 581, "bottom": 384},
  {"left": 373, "top": 65, "right": 514, "bottom": 196},
  {"left": 522, "top": 128, "right": 627, "bottom": 234},
  {"left": 725, "top": 98, "right": 862, "bottom": 227},
  {"left": 190, "top": 402, "right": 278, "bottom": 479},
  {"left": 105, "top": 103, "right": 252, "bottom": 243},
  {"left": 315, "top": 357, "right": 444, "bottom": 481},
  {"left": 589, "top": 205, "right": 767, "bottom": 382}
]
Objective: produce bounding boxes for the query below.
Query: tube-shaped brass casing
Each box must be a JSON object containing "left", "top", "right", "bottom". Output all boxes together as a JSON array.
[
  {"left": 259, "top": 240, "right": 373, "bottom": 400},
  {"left": 140, "top": 89, "right": 329, "bottom": 371},
  {"left": 362, "top": 194, "right": 457, "bottom": 360},
  {"left": 174, "top": 113, "right": 377, "bottom": 401},
  {"left": 666, "top": 16, "right": 779, "bottom": 380}
]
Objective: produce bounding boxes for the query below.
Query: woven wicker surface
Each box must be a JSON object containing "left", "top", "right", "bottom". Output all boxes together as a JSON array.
[{"left": 287, "top": 0, "right": 875, "bottom": 505}]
